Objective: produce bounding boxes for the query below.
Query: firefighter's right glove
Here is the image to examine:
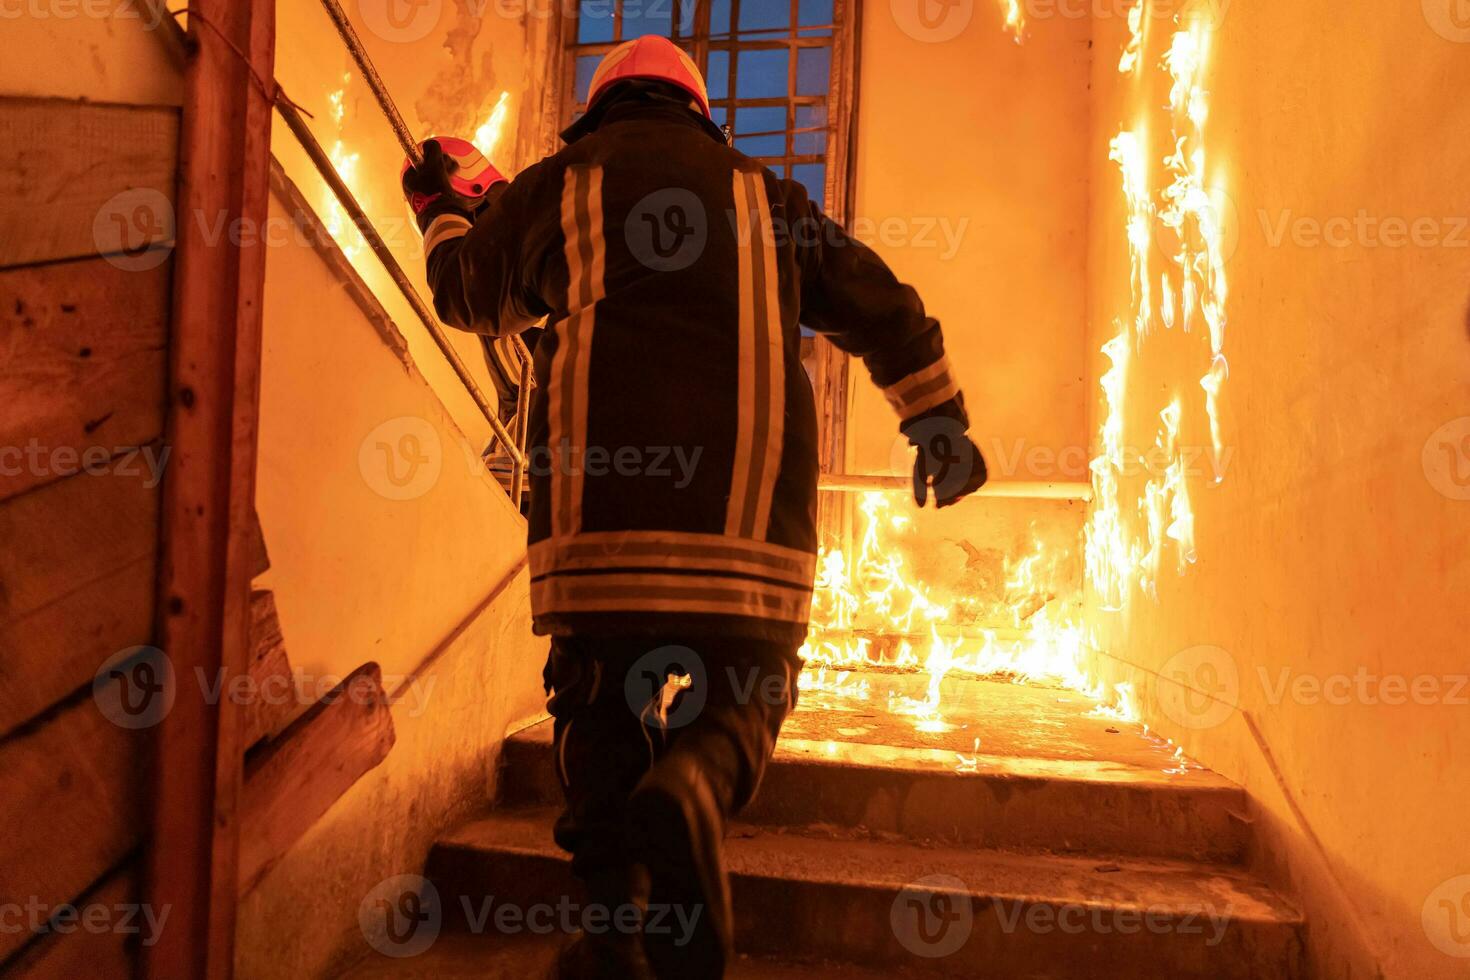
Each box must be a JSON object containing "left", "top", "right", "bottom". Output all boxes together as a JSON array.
[
  {"left": 400, "top": 137, "right": 506, "bottom": 231},
  {"left": 905, "top": 414, "right": 988, "bottom": 509}
]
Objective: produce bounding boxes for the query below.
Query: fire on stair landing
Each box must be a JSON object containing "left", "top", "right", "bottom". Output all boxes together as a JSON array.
[{"left": 797, "top": 490, "right": 1193, "bottom": 774}]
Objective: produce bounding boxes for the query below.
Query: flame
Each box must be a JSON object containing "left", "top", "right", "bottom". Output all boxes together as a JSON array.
[
  {"left": 997, "top": 0, "right": 1025, "bottom": 42},
  {"left": 322, "top": 73, "right": 366, "bottom": 260},
  {"left": 801, "top": 492, "right": 1138, "bottom": 727},
  {"left": 474, "top": 90, "right": 513, "bottom": 161},
  {"left": 1119, "top": 0, "right": 1147, "bottom": 74},
  {"left": 1083, "top": 16, "right": 1227, "bottom": 618}
]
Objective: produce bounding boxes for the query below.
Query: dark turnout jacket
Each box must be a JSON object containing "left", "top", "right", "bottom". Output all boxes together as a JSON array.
[{"left": 423, "top": 100, "right": 967, "bottom": 644}]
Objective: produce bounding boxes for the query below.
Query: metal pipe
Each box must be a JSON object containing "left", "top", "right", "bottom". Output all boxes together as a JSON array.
[
  {"left": 275, "top": 96, "right": 524, "bottom": 467},
  {"left": 817, "top": 474, "right": 1093, "bottom": 502},
  {"left": 315, "top": 0, "right": 423, "bottom": 165},
  {"left": 510, "top": 357, "right": 533, "bottom": 503}
]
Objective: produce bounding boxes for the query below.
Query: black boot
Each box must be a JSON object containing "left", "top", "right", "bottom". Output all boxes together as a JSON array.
[
  {"left": 550, "top": 866, "right": 654, "bottom": 980},
  {"left": 626, "top": 752, "right": 733, "bottom": 980}
]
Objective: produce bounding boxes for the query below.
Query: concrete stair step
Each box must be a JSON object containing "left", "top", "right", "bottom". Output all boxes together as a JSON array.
[
  {"left": 498, "top": 721, "right": 1250, "bottom": 863},
  {"left": 426, "top": 807, "right": 1304, "bottom": 980}
]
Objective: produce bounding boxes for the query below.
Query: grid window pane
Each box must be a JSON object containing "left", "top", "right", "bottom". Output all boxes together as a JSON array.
[
  {"left": 577, "top": 0, "right": 616, "bottom": 42},
  {"left": 736, "top": 49, "right": 790, "bottom": 100},
  {"left": 734, "top": 105, "right": 787, "bottom": 156},
  {"left": 738, "top": 0, "right": 791, "bottom": 32},
  {"left": 796, "top": 46, "right": 830, "bottom": 96},
  {"left": 706, "top": 50, "right": 731, "bottom": 101},
  {"left": 798, "top": 0, "right": 832, "bottom": 25},
  {"left": 709, "top": 0, "right": 732, "bottom": 36},
  {"left": 575, "top": 54, "right": 602, "bottom": 103},
  {"left": 794, "top": 104, "right": 827, "bottom": 154},
  {"left": 793, "top": 163, "right": 826, "bottom": 210},
  {"left": 622, "top": 0, "right": 675, "bottom": 40}
]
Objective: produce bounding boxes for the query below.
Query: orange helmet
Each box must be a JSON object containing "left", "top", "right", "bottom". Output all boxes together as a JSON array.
[{"left": 563, "top": 34, "right": 722, "bottom": 143}]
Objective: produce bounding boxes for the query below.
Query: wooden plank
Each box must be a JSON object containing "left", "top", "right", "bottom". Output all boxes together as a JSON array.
[
  {"left": 0, "top": 467, "right": 159, "bottom": 740},
  {"left": 0, "top": 98, "right": 179, "bottom": 269},
  {"left": 0, "top": 464, "right": 158, "bottom": 623},
  {"left": 248, "top": 510, "right": 271, "bottom": 579},
  {"left": 242, "top": 590, "right": 293, "bottom": 749},
  {"left": 238, "top": 663, "right": 397, "bottom": 895},
  {"left": 0, "top": 556, "right": 156, "bottom": 744},
  {"left": 0, "top": 686, "right": 145, "bottom": 965},
  {"left": 0, "top": 256, "right": 170, "bottom": 502},
  {"left": 144, "top": 1, "right": 275, "bottom": 975},
  {"left": 0, "top": 865, "right": 138, "bottom": 979}
]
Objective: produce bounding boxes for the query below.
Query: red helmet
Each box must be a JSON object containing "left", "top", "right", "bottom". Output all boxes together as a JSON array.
[
  {"left": 563, "top": 35, "right": 722, "bottom": 143},
  {"left": 400, "top": 136, "right": 507, "bottom": 215}
]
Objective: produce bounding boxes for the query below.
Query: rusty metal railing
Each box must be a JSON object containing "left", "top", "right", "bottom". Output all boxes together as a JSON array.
[{"left": 268, "top": 0, "right": 536, "bottom": 502}]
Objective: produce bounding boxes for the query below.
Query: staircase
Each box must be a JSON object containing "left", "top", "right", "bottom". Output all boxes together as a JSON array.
[{"left": 346, "top": 670, "right": 1304, "bottom": 978}]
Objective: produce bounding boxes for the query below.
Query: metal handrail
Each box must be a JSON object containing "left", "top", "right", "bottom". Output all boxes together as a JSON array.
[
  {"left": 274, "top": 98, "right": 526, "bottom": 477},
  {"left": 265, "top": 0, "right": 539, "bottom": 497}
]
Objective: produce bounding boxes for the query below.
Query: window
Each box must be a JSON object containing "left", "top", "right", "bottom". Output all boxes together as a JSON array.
[
  {"left": 551, "top": 0, "right": 860, "bottom": 476},
  {"left": 558, "top": 0, "right": 858, "bottom": 216}
]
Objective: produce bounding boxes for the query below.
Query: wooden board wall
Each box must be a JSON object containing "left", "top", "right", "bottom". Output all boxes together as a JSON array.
[{"left": 0, "top": 95, "right": 178, "bottom": 976}]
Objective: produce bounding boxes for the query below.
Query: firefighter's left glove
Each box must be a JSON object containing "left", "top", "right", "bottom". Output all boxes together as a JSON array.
[
  {"left": 904, "top": 414, "right": 988, "bottom": 509},
  {"left": 400, "top": 136, "right": 506, "bottom": 233}
]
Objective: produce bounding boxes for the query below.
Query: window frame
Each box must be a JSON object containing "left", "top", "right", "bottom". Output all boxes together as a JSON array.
[{"left": 542, "top": 0, "right": 861, "bottom": 475}]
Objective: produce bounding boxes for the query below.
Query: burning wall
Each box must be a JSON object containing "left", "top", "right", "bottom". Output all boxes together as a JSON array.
[{"left": 1085, "top": 3, "right": 1470, "bottom": 977}]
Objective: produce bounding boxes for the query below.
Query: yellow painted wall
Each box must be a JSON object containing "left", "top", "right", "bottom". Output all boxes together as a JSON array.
[
  {"left": 849, "top": 1, "right": 1093, "bottom": 481},
  {"left": 1083, "top": 4, "right": 1470, "bottom": 977},
  {"left": 241, "top": 185, "right": 546, "bottom": 977},
  {"left": 273, "top": 0, "right": 544, "bottom": 449}
]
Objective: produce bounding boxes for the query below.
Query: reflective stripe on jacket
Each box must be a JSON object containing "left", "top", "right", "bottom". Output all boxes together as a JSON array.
[{"left": 424, "top": 101, "right": 966, "bottom": 643}]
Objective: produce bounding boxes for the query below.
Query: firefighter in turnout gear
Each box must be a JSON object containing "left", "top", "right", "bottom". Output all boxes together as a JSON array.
[{"left": 402, "top": 34, "right": 987, "bottom": 980}]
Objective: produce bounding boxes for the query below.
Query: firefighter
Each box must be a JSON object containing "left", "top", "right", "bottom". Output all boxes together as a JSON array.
[{"left": 401, "top": 34, "right": 987, "bottom": 979}]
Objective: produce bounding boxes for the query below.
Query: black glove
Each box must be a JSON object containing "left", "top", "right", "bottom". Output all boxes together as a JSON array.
[
  {"left": 401, "top": 138, "right": 503, "bottom": 230},
  {"left": 905, "top": 414, "right": 988, "bottom": 508}
]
